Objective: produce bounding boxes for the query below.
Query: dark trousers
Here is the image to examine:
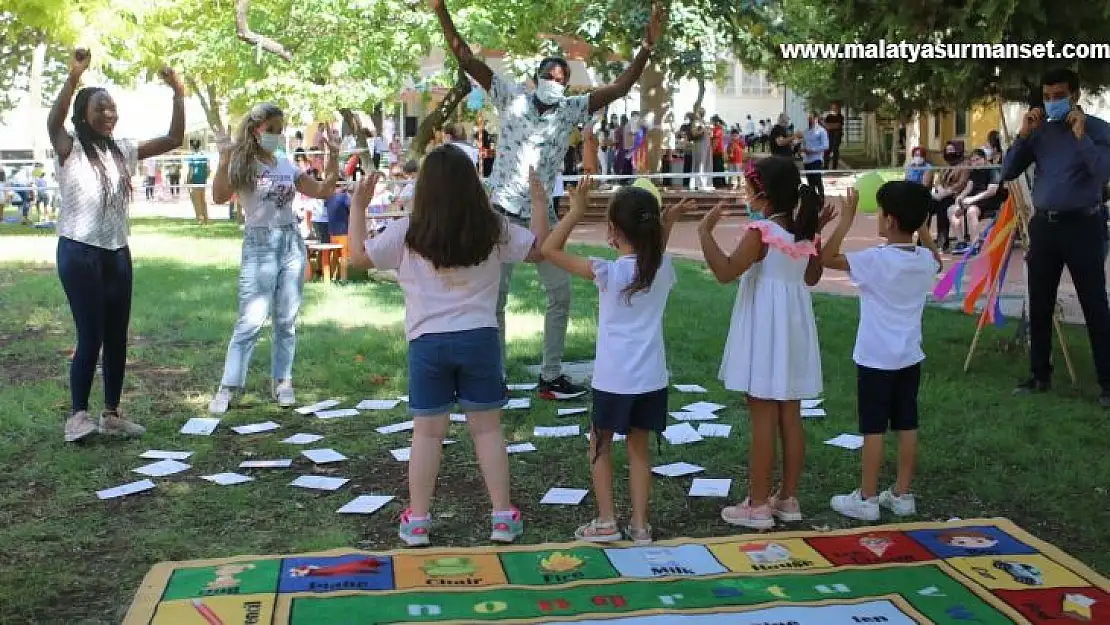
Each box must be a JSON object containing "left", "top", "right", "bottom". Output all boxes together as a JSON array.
[
  {"left": 712, "top": 154, "right": 726, "bottom": 188},
  {"left": 18, "top": 191, "right": 32, "bottom": 217},
  {"left": 168, "top": 173, "right": 180, "bottom": 197},
  {"left": 1027, "top": 210, "right": 1110, "bottom": 389},
  {"left": 826, "top": 131, "right": 843, "bottom": 170},
  {"left": 803, "top": 160, "right": 825, "bottom": 199},
  {"left": 57, "top": 237, "right": 133, "bottom": 413},
  {"left": 372, "top": 153, "right": 381, "bottom": 170},
  {"left": 144, "top": 176, "right": 156, "bottom": 200},
  {"left": 932, "top": 196, "right": 955, "bottom": 247}
]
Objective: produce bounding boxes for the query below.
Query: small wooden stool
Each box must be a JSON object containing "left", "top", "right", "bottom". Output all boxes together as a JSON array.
[{"left": 306, "top": 243, "right": 344, "bottom": 283}]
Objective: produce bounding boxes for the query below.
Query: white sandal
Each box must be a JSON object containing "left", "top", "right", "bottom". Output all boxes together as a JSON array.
[{"left": 574, "top": 519, "right": 622, "bottom": 543}]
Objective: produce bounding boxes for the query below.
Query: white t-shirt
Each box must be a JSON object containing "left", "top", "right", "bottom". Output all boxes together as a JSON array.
[
  {"left": 373, "top": 136, "right": 386, "bottom": 155},
  {"left": 238, "top": 158, "right": 301, "bottom": 228},
  {"left": 365, "top": 216, "right": 535, "bottom": 340},
  {"left": 145, "top": 159, "right": 157, "bottom": 177},
  {"left": 589, "top": 254, "right": 677, "bottom": 394},
  {"left": 56, "top": 135, "right": 139, "bottom": 250},
  {"left": 449, "top": 141, "right": 480, "bottom": 167},
  {"left": 552, "top": 174, "right": 565, "bottom": 198},
  {"left": 846, "top": 245, "right": 939, "bottom": 370}
]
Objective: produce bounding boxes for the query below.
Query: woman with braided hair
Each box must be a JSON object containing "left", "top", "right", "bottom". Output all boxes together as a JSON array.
[{"left": 48, "top": 49, "right": 185, "bottom": 443}]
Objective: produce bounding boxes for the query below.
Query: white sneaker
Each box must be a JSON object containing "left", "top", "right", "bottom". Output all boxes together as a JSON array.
[
  {"left": 830, "top": 489, "right": 881, "bottom": 521},
  {"left": 64, "top": 410, "right": 98, "bottom": 443},
  {"left": 274, "top": 380, "right": 296, "bottom": 407},
  {"left": 209, "top": 387, "right": 233, "bottom": 414},
  {"left": 878, "top": 489, "right": 917, "bottom": 517}
]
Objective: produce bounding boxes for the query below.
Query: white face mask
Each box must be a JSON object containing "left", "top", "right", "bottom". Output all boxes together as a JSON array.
[
  {"left": 911, "top": 156, "right": 925, "bottom": 166},
  {"left": 535, "top": 79, "right": 566, "bottom": 105},
  {"left": 259, "top": 132, "right": 284, "bottom": 153},
  {"left": 982, "top": 147, "right": 993, "bottom": 158}
]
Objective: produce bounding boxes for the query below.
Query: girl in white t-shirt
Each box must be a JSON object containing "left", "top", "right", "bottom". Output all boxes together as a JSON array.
[
  {"left": 542, "top": 178, "right": 689, "bottom": 545},
  {"left": 347, "top": 147, "right": 549, "bottom": 547},
  {"left": 698, "top": 156, "right": 827, "bottom": 530},
  {"left": 208, "top": 103, "right": 339, "bottom": 414}
]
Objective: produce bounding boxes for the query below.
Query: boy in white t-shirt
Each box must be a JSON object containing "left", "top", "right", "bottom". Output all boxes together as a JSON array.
[{"left": 820, "top": 181, "right": 942, "bottom": 522}]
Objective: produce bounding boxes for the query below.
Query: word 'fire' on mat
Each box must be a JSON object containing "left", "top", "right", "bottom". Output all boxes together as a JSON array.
[{"left": 124, "top": 518, "right": 1109, "bottom": 624}]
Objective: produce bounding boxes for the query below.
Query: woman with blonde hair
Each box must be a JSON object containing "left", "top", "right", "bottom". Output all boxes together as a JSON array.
[{"left": 208, "top": 103, "right": 339, "bottom": 414}]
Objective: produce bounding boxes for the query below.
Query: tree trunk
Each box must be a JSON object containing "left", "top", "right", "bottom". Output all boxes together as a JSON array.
[
  {"left": 692, "top": 72, "right": 707, "bottom": 115},
  {"left": 187, "top": 77, "right": 225, "bottom": 134},
  {"left": 338, "top": 107, "right": 371, "bottom": 170},
  {"left": 410, "top": 70, "right": 472, "bottom": 158},
  {"left": 371, "top": 102, "right": 384, "bottom": 135},
  {"left": 29, "top": 32, "right": 47, "bottom": 164},
  {"left": 639, "top": 59, "right": 669, "bottom": 175}
]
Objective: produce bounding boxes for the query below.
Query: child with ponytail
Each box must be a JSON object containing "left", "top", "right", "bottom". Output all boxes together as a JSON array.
[{"left": 698, "top": 156, "right": 829, "bottom": 529}]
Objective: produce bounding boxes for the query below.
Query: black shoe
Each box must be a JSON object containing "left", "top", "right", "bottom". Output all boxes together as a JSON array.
[
  {"left": 537, "top": 375, "right": 587, "bottom": 401},
  {"left": 953, "top": 241, "right": 970, "bottom": 254},
  {"left": 1013, "top": 378, "right": 1051, "bottom": 395}
]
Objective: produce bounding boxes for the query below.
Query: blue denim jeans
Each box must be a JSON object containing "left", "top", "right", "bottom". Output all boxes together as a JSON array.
[{"left": 219, "top": 224, "right": 306, "bottom": 387}]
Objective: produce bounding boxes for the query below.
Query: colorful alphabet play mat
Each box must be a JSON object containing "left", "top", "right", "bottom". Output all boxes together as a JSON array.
[{"left": 124, "top": 518, "right": 1109, "bottom": 624}]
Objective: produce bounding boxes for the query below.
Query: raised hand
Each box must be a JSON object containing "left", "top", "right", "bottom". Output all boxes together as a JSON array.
[
  {"left": 1019, "top": 107, "right": 1043, "bottom": 138},
  {"left": 158, "top": 67, "right": 185, "bottom": 97},
  {"left": 818, "top": 201, "right": 839, "bottom": 231},
  {"left": 664, "top": 198, "right": 695, "bottom": 222},
  {"left": 529, "top": 166, "right": 549, "bottom": 209},
  {"left": 842, "top": 187, "right": 860, "bottom": 218},
  {"left": 568, "top": 174, "right": 592, "bottom": 216},
  {"left": 353, "top": 171, "right": 383, "bottom": 209},
  {"left": 699, "top": 201, "right": 726, "bottom": 232},
  {"left": 70, "top": 48, "right": 91, "bottom": 77},
  {"left": 1066, "top": 106, "right": 1086, "bottom": 140},
  {"left": 643, "top": 2, "right": 668, "bottom": 50}
]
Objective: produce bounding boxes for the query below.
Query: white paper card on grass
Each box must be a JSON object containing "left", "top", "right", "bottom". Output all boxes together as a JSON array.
[
  {"left": 801, "top": 408, "right": 827, "bottom": 418},
  {"left": 802, "top": 399, "right": 823, "bottom": 409},
  {"left": 507, "top": 382, "right": 538, "bottom": 391},
  {"left": 390, "top": 447, "right": 411, "bottom": 462},
  {"left": 397, "top": 395, "right": 409, "bottom": 402},
  {"left": 670, "top": 411, "right": 718, "bottom": 422},
  {"left": 180, "top": 417, "right": 220, "bottom": 436},
  {"left": 134, "top": 459, "right": 191, "bottom": 477},
  {"left": 140, "top": 450, "right": 192, "bottom": 461},
  {"left": 825, "top": 434, "right": 865, "bottom": 450},
  {"left": 97, "top": 479, "right": 155, "bottom": 500},
  {"left": 317, "top": 409, "right": 360, "bottom": 420},
  {"left": 449, "top": 414, "right": 467, "bottom": 423},
  {"left": 282, "top": 433, "right": 324, "bottom": 445},
  {"left": 584, "top": 433, "right": 626, "bottom": 442},
  {"left": 689, "top": 478, "right": 732, "bottom": 497},
  {"left": 302, "top": 448, "right": 347, "bottom": 464},
  {"left": 295, "top": 400, "right": 341, "bottom": 415},
  {"left": 239, "top": 459, "right": 293, "bottom": 469},
  {"left": 652, "top": 462, "right": 705, "bottom": 477},
  {"left": 506, "top": 443, "right": 537, "bottom": 454},
  {"left": 662, "top": 423, "right": 703, "bottom": 445},
  {"left": 232, "top": 421, "right": 280, "bottom": 435},
  {"left": 557, "top": 407, "right": 587, "bottom": 416},
  {"left": 377, "top": 420, "right": 415, "bottom": 434},
  {"left": 673, "top": 384, "right": 708, "bottom": 393},
  {"left": 540, "top": 488, "right": 588, "bottom": 505},
  {"left": 356, "top": 399, "right": 401, "bottom": 411},
  {"left": 682, "top": 401, "right": 726, "bottom": 414},
  {"left": 505, "top": 398, "right": 531, "bottom": 410},
  {"left": 534, "top": 425, "right": 580, "bottom": 438},
  {"left": 337, "top": 495, "right": 395, "bottom": 515},
  {"left": 290, "top": 475, "right": 349, "bottom": 491},
  {"left": 697, "top": 424, "right": 732, "bottom": 438},
  {"left": 202, "top": 473, "right": 254, "bottom": 486}
]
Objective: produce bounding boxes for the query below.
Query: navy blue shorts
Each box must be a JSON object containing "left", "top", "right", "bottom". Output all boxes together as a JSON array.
[
  {"left": 591, "top": 387, "right": 668, "bottom": 435},
  {"left": 408, "top": 327, "right": 506, "bottom": 416},
  {"left": 857, "top": 364, "right": 921, "bottom": 435}
]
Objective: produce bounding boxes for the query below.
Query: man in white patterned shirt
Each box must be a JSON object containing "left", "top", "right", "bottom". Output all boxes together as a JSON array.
[{"left": 432, "top": 0, "right": 666, "bottom": 400}]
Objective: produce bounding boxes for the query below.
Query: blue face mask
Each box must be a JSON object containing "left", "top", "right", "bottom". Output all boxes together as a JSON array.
[
  {"left": 1045, "top": 98, "right": 1071, "bottom": 122},
  {"left": 746, "top": 204, "right": 764, "bottom": 220}
]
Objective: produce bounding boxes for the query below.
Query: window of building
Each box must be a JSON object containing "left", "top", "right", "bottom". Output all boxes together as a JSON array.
[
  {"left": 723, "top": 62, "right": 774, "bottom": 97},
  {"left": 955, "top": 109, "right": 968, "bottom": 137},
  {"left": 933, "top": 114, "right": 941, "bottom": 138}
]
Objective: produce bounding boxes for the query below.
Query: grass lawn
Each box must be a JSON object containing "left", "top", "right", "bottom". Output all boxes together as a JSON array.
[{"left": 1, "top": 217, "right": 1108, "bottom": 624}]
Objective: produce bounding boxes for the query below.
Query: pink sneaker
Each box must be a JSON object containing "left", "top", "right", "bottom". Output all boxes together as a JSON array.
[
  {"left": 721, "top": 498, "right": 775, "bottom": 529},
  {"left": 769, "top": 494, "right": 803, "bottom": 522}
]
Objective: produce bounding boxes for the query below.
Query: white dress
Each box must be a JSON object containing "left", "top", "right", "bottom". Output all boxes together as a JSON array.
[{"left": 719, "top": 220, "right": 823, "bottom": 400}]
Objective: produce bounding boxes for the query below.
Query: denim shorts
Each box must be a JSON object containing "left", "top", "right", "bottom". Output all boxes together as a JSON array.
[{"left": 408, "top": 327, "right": 506, "bottom": 416}]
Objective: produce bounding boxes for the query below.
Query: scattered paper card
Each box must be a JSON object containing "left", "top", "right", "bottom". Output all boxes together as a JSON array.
[
  {"left": 239, "top": 459, "right": 293, "bottom": 469},
  {"left": 534, "top": 425, "right": 581, "bottom": 438},
  {"left": 585, "top": 432, "right": 626, "bottom": 442},
  {"left": 201, "top": 473, "right": 254, "bottom": 486},
  {"left": 397, "top": 395, "right": 409, "bottom": 402},
  {"left": 674, "top": 384, "right": 708, "bottom": 393},
  {"left": 337, "top": 495, "right": 395, "bottom": 515},
  {"left": 670, "top": 411, "right": 718, "bottom": 422},
  {"left": 557, "top": 407, "right": 588, "bottom": 416},
  {"left": 133, "top": 459, "right": 191, "bottom": 477},
  {"left": 697, "top": 424, "right": 733, "bottom": 438},
  {"left": 376, "top": 420, "right": 415, "bottom": 434},
  {"left": 390, "top": 448, "right": 411, "bottom": 462},
  {"left": 290, "top": 475, "right": 349, "bottom": 491},
  {"left": 505, "top": 398, "right": 531, "bottom": 410},
  {"left": 282, "top": 433, "right": 324, "bottom": 445},
  {"left": 540, "top": 487, "right": 588, "bottom": 505},
  {"left": 140, "top": 450, "right": 192, "bottom": 461},
  {"left": 801, "top": 408, "right": 827, "bottom": 418},
  {"left": 180, "top": 417, "right": 220, "bottom": 436},
  {"left": 302, "top": 448, "right": 347, "bottom": 464},
  {"left": 824, "top": 434, "right": 865, "bottom": 450},
  {"left": 507, "top": 382, "right": 538, "bottom": 391},
  {"left": 317, "top": 409, "right": 360, "bottom": 420},
  {"left": 449, "top": 414, "right": 467, "bottom": 423},
  {"left": 662, "top": 423, "right": 704, "bottom": 445},
  {"left": 689, "top": 478, "right": 732, "bottom": 497},
  {"left": 356, "top": 399, "right": 401, "bottom": 411},
  {"left": 232, "top": 421, "right": 280, "bottom": 435},
  {"left": 295, "top": 399, "right": 341, "bottom": 415},
  {"left": 506, "top": 443, "right": 537, "bottom": 454},
  {"left": 652, "top": 462, "right": 705, "bottom": 477},
  {"left": 97, "top": 479, "right": 155, "bottom": 500},
  {"left": 802, "top": 399, "right": 823, "bottom": 409},
  {"left": 682, "top": 401, "right": 726, "bottom": 414}
]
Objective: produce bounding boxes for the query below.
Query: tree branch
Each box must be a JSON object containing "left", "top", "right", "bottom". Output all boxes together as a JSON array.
[{"left": 235, "top": 0, "right": 293, "bottom": 62}]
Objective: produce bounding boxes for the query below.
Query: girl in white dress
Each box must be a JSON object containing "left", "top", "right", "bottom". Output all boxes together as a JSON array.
[{"left": 697, "top": 156, "right": 827, "bottom": 530}]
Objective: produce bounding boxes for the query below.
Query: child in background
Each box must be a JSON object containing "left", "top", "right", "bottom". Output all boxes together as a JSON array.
[
  {"left": 324, "top": 181, "right": 352, "bottom": 282},
  {"left": 698, "top": 156, "right": 826, "bottom": 529},
  {"left": 346, "top": 147, "right": 550, "bottom": 547},
  {"left": 542, "top": 178, "right": 690, "bottom": 544},
  {"left": 820, "top": 182, "right": 940, "bottom": 521},
  {"left": 727, "top": 129, "right": 745, "bottom": 189}
]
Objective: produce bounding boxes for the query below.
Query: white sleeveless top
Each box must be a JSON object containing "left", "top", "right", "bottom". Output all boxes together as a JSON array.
[{"left": 56, "top": 134, "right": 138, "bottom": 250}]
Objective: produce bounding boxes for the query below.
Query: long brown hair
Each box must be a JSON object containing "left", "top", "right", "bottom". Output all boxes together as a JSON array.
[
  {"left": 608, "top": 187, "right": 664, "bottom": 304},
  {"left": 71, "top": 87, "right": 132, "bottom": 205},
  {"left": 746, "top": 156, "right": 820, "bottom": 242},
  {"left": 405, "top": 145, "right": 504, "bottom": 269},
  {"left": 228, "top": 103, "right": 283, "bottom": 193}
]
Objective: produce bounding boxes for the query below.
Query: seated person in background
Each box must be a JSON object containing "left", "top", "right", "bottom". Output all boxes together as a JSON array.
[
  {"left": 948, "top": 148, "right": 1003, "bottom": 254},
  {"left": 394, "top": 160, "right": 420, "bottom": 213},
  {"left": 325, "top": 181, "right": 353, "bottom": 281}
]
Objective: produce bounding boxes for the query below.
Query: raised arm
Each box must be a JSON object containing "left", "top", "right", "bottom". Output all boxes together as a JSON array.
[
  {"left": 698, "top": 204, "right": 764, "bottom": 284},
  {"left": 211, "top": 135, "right": 234, "bottom": 205},
  {"left": 1001, "top": 107, "right": 1041, "bottom": 181},
  {"left": 541, "top": 174, "right": 592, "bottom": 278},
  {"left": 662, "top": 198, "right": 695, "bottom": 247},
  {"left": 137, "top": 68, "right": 185, "bottom": 160},
  {"left": 429, "top": 0, "right": 493, "bottom": 91},
  {"left": 588, "top": 2, "right": 665, "bottom": 114},
  {"left": 296, "top": 136, "right": 340, "bottom": 199},
  {"left": 820, "top": 188, "right": 858, "bottom": 272},
  {"left": 1071, "top": 109, "right": 1110, "bottom": 181},
  {"left": 48, "top": 49, "right": 90, "bottom": 164},
  {"left": 347, "top": 172, "right": 381, "bottom": 271}
]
